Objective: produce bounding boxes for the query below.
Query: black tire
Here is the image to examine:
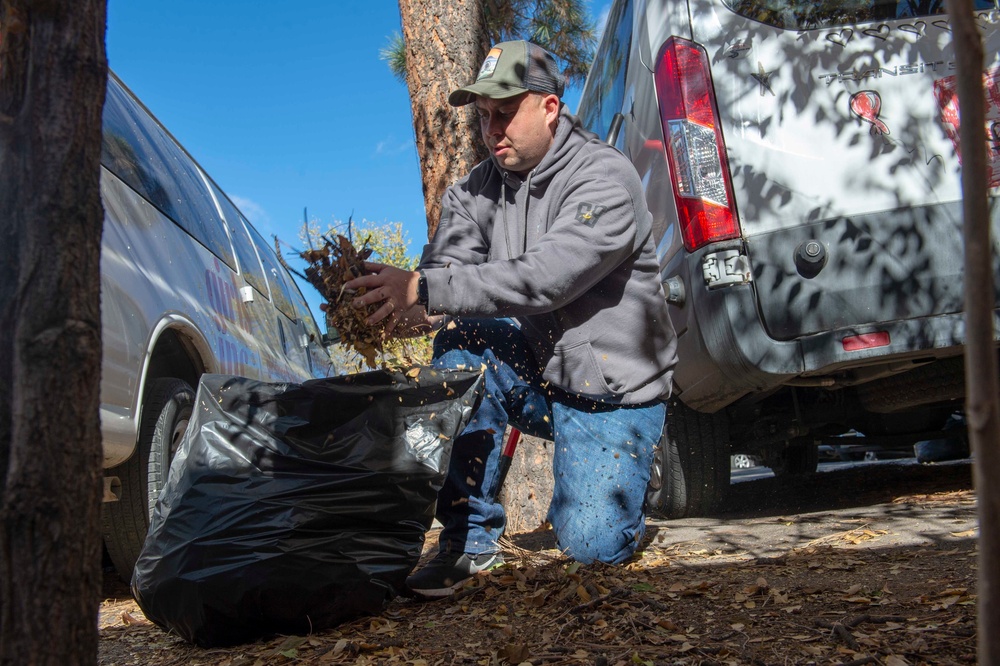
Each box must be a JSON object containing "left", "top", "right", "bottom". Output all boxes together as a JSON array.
[
  {"left": 646, "top": 400, "right": 731, "bottom": 518},
  {"left": 101, "top": 377, "right": 194, "bottom": 581}
]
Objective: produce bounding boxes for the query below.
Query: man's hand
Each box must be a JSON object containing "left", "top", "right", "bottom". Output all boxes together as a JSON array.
[
  {"left": 344, "top": 262, "right": 436, "bottom": 337},
  {"left": 391, "top": 307, "right": 444, "bottom": 339}
]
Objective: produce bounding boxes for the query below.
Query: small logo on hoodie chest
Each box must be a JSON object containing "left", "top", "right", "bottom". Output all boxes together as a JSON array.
[{"left": 576, "top": 202, "right": 607, "bottom": 227}]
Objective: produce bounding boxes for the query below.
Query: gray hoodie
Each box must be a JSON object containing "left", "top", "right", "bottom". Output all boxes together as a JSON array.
[{"left": 419, "top": 107, "right": 677, "bottom": 404}]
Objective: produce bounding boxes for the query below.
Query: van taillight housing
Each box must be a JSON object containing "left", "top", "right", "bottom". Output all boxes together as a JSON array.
[{"left": 654, "top": 37, "right": 739, "bottom": 251}]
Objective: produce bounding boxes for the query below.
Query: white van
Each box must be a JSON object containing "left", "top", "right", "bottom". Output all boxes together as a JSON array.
[
  {"left": 100, "top": 72, "right": 334, "bottom": 579},
  {"left": 578, "top": 0, "right": 1000, "bottom": 517}
]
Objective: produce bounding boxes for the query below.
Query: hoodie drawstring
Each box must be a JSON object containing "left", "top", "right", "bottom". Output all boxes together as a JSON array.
[
  {"left": 501, "top": 170, "right": 533, "bottom": 259},
  {"left": 521, "top": 170, "right": 532, "bottom": 255},
  {"left": 501, "top": 177, "right": 514, "bottom": 259}
]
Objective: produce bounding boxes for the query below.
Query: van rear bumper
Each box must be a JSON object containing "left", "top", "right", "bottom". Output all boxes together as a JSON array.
[{"left": 672, "top": 265, "right": 998, "bottom": 413}]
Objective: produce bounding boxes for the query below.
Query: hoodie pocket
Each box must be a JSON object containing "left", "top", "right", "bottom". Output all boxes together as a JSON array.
[{"left": 544, "top": 340, "right": 614, "bottom": 397}]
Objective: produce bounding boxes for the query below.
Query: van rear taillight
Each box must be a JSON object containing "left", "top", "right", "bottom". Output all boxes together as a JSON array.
[{"left": 654, "top": 37, "right": 738, "bottom": 251}]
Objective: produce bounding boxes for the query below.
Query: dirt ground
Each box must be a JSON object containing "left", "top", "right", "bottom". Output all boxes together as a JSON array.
[{"left": 98, "top": 461, "right": 979, "bottom": 665}]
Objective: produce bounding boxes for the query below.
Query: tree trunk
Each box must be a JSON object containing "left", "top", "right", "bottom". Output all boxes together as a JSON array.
[
  {"left": 398, "top": 0, "right": 490, "bottom": 240},
  {"left": 950, "top": 2, "right": 1000, "bottom": 664},
  {"left": 0, "top": 2, "right": 107, "bottom": 664},
  {"left": 498, "top": 431, "right": 555, "bottom": 535}
]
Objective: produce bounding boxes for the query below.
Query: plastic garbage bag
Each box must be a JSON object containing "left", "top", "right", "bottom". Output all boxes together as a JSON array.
[{"left": 131, "top": 368, "right": 483, "bottom": 647}]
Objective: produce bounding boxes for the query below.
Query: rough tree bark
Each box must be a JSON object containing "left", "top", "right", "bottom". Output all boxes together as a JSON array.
[
  {"left": 398, "top": 0, "right": 489, "bottom": 240},
  {"left": 950, "top": 2, "right": 1000, "bottom": 664},
  {"left": 498, "top": 431, "right": 555, "bottom": 534},
  {"left": 0, "top": 1, "right": 107, "bottom": 664}
]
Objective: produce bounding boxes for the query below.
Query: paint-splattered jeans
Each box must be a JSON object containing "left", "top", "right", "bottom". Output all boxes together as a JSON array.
[{"left": 432, "top": 318, "right": 665, "bottom": 564}]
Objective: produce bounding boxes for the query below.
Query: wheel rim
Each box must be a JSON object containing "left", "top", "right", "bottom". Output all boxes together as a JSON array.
[{"left": 169, "top": 414, "right": 190, "bottom": 457}]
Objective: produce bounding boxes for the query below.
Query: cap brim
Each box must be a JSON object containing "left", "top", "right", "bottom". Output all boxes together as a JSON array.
[{"left": 448, "top": 81, "right": 530, "bottom": 107}]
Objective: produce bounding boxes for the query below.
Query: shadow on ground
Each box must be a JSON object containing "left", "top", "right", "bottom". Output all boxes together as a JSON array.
[
  {"left": 508, "top": 459, "right": 976, "bottom": 561},
  {"left": 722, "top": 459, "right": 972, "bottom": 518}
]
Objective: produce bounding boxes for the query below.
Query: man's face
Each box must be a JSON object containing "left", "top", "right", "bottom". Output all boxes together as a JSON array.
[{"left": 475, "top": 92, "right": 559, "bottom": 175}]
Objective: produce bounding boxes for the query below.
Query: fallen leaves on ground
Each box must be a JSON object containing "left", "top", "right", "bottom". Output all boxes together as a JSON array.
[
  {"left": 893, "top": 490, "right": 977, "bottom": 507},
  {"left": 99, "top": 525, "right": 978, "bottom": 665}
]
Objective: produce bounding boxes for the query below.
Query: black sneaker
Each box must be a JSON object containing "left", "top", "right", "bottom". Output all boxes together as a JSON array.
[{"left": 406, "top": 551, "right": 505, "bottom": 598}]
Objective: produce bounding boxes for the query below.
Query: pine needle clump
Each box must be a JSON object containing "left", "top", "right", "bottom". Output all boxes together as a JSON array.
[
  {"left": 277, "top": 221, "right": 435, "bottom": 373},
  {"left": 281, "top": 234, "right": 386, "bottom": 368}
]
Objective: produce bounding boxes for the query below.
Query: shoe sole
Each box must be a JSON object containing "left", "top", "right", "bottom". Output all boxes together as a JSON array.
[
  {"left": 407, "top": 561, "right": 505, "bottom": 599},
  {"left": 408, "top": 580, "right": 470, "bottom": 598}
]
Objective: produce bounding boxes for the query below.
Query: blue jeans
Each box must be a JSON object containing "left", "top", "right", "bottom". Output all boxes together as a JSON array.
[{"left": 432, "top": 319, "right": 665, "bottom": 565}]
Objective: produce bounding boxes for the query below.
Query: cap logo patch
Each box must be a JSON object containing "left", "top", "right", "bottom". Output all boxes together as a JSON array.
[
  {"left": 576, "top": 202, "right": 607, "bottom": 227},
  {"left": 477, "top": 48, "right": 503, "bottom": 80}
]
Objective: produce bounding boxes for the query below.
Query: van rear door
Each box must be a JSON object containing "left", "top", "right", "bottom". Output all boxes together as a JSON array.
[{"left": 688, "top": 0, "right": 1000, "bottom": 340}]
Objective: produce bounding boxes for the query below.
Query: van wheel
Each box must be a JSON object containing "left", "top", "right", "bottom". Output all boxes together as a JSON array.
[
  {"left": 101, "top": 377, "right": 194, "bottom": 581},
  {"left": 646, "top": 400, "right": 730, "bottom": 518}
]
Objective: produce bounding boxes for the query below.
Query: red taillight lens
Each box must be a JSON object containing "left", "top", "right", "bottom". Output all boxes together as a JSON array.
[
  {"left": 842, "top": 332, "right": 891, "bottom": 351},
  {"left": 654, "top": 37, "right": 739, "bottom": 251}
]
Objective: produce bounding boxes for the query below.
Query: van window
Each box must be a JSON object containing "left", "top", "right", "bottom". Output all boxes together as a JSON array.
[
  {"left": 288, "top": 277, "right": 323, "bottom": 374},
  {"left": 578, "top": 0, "right": 633, "bottom": 141},
  {"left": 288, "top": 278, "right": 318, "bottom": 336},
  {"left": 207, "top": 180, "right": 269, "bottom": 297},
  {"left": 101, "top": 77, "right": 235, "bottom": 269},
  {"left": 245, "top": 219, "right": 296, "bottom": 320},
  {"left": 723, "top": 0, "right": 996, "bottom": 30}
]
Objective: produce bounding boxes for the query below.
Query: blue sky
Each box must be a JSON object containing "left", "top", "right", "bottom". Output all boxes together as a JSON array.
[{"left": 106, "top": 2, "right": 609, "bottom": 325}]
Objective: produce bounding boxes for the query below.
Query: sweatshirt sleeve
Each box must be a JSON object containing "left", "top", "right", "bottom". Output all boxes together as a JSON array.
[
  {"left": 418, "top": 175, "right": 490, "bottom": 270},
  {"left": 423, "top": 148, "right": 646, "bottom": 318}
]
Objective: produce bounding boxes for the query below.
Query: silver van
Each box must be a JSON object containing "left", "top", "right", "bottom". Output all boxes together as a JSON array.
[
  {"left": 100, "top": 72, "right": 334, "bottom": 578},
  {"left": 578, "top": 0, "right": 1000, "bottom": 517}
]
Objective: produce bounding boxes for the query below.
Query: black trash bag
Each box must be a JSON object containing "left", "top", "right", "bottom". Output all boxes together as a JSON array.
[{"left": 131, "top": 367, "right": 483, "bottom": 647}]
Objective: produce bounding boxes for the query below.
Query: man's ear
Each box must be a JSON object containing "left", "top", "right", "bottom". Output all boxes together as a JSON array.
[{"left": 543, "top": 94, "right": 561, "bottom": 126}]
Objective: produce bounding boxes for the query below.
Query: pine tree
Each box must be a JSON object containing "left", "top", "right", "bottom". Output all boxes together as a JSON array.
[
  {"left": 0, "top": 1, "right": 108, "bottom": 662},
  {"left": 393, "top": 0, "right": 596, "bottom": 239}
]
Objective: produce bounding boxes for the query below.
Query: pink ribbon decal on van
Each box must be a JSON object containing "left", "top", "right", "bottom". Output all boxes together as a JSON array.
[
  {"left": 850, "top": 91, "right": 890, "bottom": 135},
  {"left": 934, "top": 66, "right": 1000, "bottom": 188}
]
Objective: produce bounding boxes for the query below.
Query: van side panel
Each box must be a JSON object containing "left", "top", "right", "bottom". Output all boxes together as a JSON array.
[
  {"left": 100, "top": 172, "right": 234, "bottom": 465},
  {"left": 99, "top": 74, "right": 334, "bottom": 469}
]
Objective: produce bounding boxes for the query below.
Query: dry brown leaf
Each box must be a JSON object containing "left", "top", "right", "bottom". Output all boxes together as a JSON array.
[
  {"left": 502, "top": 643, "right": 531, "bottom": 663},
  {"left": 120, "top": 611, "right": 143, "bottom": 626},
  {"left": 526, "top": 590, "right": 548, "bottom": 607}
]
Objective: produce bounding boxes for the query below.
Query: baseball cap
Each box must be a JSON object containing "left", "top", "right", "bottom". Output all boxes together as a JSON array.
[{"left": 448, "top": 40, "right": 565, "bottom": 107}]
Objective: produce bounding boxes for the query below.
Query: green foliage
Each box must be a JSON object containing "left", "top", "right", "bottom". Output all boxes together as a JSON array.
[
  {"left": 357, "top": 220, "right": 419, "bottom": 272},
  {"left": 485, "top": 0, "right": 597, "bottom": 85},
  {"left": 301, "top": 216, "right": 434, "bottom": 373},
  {"left": 387, "top": 0, "right": 597, "bottom": 86},
  {"left": 380, "top": 31, "right": 407, "bottom": 82}
]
